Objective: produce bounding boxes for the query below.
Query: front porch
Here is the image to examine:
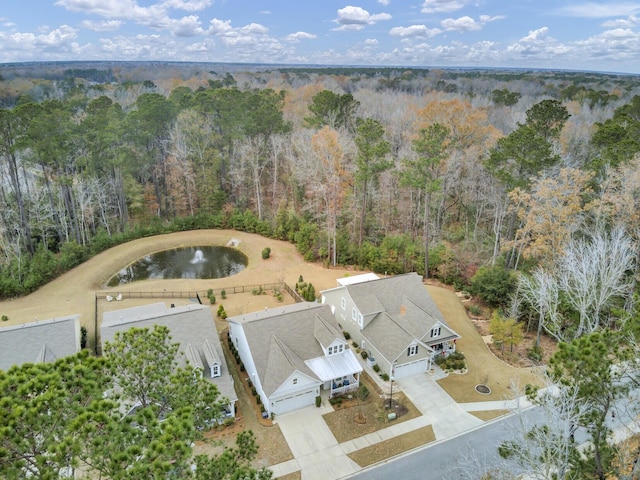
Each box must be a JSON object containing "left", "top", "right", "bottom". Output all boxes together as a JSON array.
[
  {"left": 326, "top": 373, "right": 360, "bottom": 398},
  {"left": 429, "top": 340, "right": 456, "bottom": 358}
]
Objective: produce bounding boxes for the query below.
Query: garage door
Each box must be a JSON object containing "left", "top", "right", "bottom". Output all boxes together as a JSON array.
[
  {"left": 393, "top": 358, "right": 428, "bottom": 379},
  {"left": 272, "top": 389, "right": 316, "bottom": 415}
]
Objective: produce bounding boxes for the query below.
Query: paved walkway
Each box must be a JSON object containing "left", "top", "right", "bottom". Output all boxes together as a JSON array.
[{"left": 269, "top": 373, "right": 518, "bottom": 480}]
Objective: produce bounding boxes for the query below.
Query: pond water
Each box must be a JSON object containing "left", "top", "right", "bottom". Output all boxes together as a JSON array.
[{"left": 107, "top": 246, "right": 248, "bottom": 286}]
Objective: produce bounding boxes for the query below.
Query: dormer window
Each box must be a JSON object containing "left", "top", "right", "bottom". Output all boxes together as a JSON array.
[
  {"left": 328, "top": 346, "right": 333, "bottom": 355},
  {"left": 352, "top": 307, "right": 357, "bottom": 321},
  {"left": 408, "top": 345, "right": 418, "bottom": 356},
  {"left": 211, "top": 363, "right": 220, "bottom": 378},
  {"left": 431, "top": 327, "right": 441, "bottom": 338},
  {"left": 293, "top": 378, "right": 298, "bottom": 385},
  {"left": 341, "top": 297, "right": 346, "bottom": 310}
]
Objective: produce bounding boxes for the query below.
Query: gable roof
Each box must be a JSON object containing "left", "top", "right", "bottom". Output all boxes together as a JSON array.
[
  {"left": 331, "top": 273, "right": 459, "bottom": 360},
  {"left": 100, "top": 303, "right": 236, "bottom": 403},
  {"left": 0, "top": 315, "right": 81, "bottom": 371},
  {"left": 229, "top": 302, "right": 360, "bottom": 397}
]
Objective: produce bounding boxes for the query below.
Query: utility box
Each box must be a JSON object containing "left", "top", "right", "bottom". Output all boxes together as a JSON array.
[{"left": 387, "top": 412, "right": 396, "bottom": 420}]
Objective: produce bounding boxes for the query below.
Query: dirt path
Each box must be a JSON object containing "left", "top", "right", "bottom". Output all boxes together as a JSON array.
[{"left": 0, "top": 230, "right": 356, "bottom": 347}]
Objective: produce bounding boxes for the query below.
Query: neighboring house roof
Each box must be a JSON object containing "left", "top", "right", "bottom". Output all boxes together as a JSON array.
[
  {"left": 100, "top": 302, "right": 236, "bottom": 404},
  {"left": 336, "top": 272, "right": 380, "bottom": 286},
  {"left": 228, "top": 302, "right": 362, "bottom": 397},
  {"left": 324, "top": 272, "right": 459, "bottom": 363},
  {"left": 0, "top": 315, "right": 81, "bottom": 371}
]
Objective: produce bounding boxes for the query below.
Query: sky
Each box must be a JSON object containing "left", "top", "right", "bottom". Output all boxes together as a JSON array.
[{"left": 1, "top": 1, "right": 640, "bottom": 74}]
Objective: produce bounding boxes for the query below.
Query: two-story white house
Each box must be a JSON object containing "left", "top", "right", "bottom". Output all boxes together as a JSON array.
[
  {"left": 228, "top": 302, "right": 363, "bottom": 416},
  {"left": 321, "top": 272, "right": 460, "bottom": 379}
]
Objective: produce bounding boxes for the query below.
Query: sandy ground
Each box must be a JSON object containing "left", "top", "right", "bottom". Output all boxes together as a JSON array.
[{"left": 0, "top": 230, "right": 356, "bottom": 349}]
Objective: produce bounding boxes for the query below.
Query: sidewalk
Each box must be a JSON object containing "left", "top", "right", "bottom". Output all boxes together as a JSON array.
[{"left": 269, "top": 373, "right": 510, "bottom": 479}]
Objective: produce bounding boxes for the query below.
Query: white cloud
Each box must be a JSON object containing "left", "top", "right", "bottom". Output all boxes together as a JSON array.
[
  {"left": 441, "top": 16, "right": 482, "bottom": 32},
  {"left": 364, "top": 38, "right": 379, "bottom": 45},
  {"left": 286, "top": 31, "right": 317, "bottom": 42},
  {"left": 333, "top": 6, "right": 392, "bottom": 31},
  {"left": 80, "top": 19, "right": 123, "bottom": 31},
  {"left": 602, "top": 15, "right": 640, "bottom": 28},
  {"left": 441, "top": 14, "right": 505, "bottom": 32},
  {"left": 378, "top": 0, "right": 391, "bottom": 5},
  {"left": 161, "top": 0, "right": 212, "bottom": 11},
  {"left": 389, "top": 24, "right": 441, "bottom": 37},
  {"left": 555, "top": 2, "right": 640, "bottom": 18},
  {"left": 168, "top": 15, "right": 204, "bottom": 37},
  {"left": 421, "top": 0, "right": 470, "bottom": 14}
]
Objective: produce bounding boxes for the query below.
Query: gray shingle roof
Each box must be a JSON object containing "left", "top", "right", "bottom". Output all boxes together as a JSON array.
[
  {"left": 342, "top": 273, "right": 458, "bottom": 361},
  {"left": 228, "top": 302, "right": 348, "bottom": 396},
  {"left": 100, "top": 303, "right": 236, "bottom": 403},
  {"left": 0, "top": 315, "right": 81, "bottom": 371}
]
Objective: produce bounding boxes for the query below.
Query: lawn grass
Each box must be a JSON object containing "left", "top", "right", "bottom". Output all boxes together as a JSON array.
[
  {"left": 426, "top": 286, "right": 544, "bottom": 403},
  {"left": 469, "top": 409, "right": 510, "bottom": 421},
  {"left": 347, "top": 426, "right": 436, "bottom": 467}
]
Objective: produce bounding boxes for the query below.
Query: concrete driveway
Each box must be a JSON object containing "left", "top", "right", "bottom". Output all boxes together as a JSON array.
[
  {"left": 396, "top": 375, "right": 484, "bottom": 439},
  {"left": 272, "top": 403, "right": 360, "bottom": 480}
]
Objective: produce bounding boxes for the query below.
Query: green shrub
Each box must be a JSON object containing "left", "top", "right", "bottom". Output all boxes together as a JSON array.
[
  {"left": 343, "top": 331, "right": 351, "bottom": 340},
  {"left": 207, "top": 288, "right": 213, "bottom": 297},
  {"left": 373, "top": 364, "right": 380, "bottom": 373},
  {"left": 360, "top": 351, "right": 368, "bottom": 359},
  {"left": 380, "top": 373, "right": 389, "bottom": 381},
  {"left": 1, "top": 315, "right": 8, "bottom": 322},
  {"left": 221, "top": 289, "right": 226, "bottom": 299},
  {"left": 468, "top": 266, "right": 517, "bottom": 308},
  {"left": 316, "top": 395, "right": 322, "bottom": 407},
  {"left": 466, "top": 304, "right": 482, "bottom": 316},
  {"left": 262, "top": 247, "right": 271, "bottom": 259},
  {"left": 209, "top": 293, "right": 216, "bottom": 304}
]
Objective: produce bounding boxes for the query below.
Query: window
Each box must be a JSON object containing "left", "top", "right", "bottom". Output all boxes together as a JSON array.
[
  {"left": 341, "top": 297, "right": 346, "bottom": 310},
  {"left": 212, "top": 364, "right": 220, "bottom": 377},
  {"left": 293, "top": 378, "right": 298, "bottom": 385},
  {"left": 408, "top": 345, "right": 418, "bottom": 356},
  {"left": 358, "top": 312, "right": 363, "bottom": 327},
  {"left": 328, "top": 346, "right": 333, "bottom": 355},
  {"left": 352, "top": 307, "right": 357, "bottom": 321},
  {"left": 338, "top": 344, "right": 343, "bottom": 353},
  {"left": 431, "top": 326, "right": 441, "bottom": 338}
]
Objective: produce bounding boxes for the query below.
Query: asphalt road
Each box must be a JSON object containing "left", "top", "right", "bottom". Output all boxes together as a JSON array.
[{"left": 345, "top": 409, "right": 536, "bottom": 480}]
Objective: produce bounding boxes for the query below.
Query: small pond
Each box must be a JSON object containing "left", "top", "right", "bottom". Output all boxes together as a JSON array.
[{"left": 107, "top": 246, "right": 247, "bottom": 286}]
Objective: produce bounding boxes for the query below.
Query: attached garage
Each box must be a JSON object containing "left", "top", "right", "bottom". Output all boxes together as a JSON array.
[
  {"left": 393, "top": 358, "right": 428, "bottom": 379},
  {"left": 271, "top": 388, "right": 316, "bottom": 415}
]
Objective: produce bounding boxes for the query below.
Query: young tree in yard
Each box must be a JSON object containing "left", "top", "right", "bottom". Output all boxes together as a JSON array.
[
  {"left": 354, "top": 118, "right": 391, "bottom": 245},
  {"left": 401, "top": 123, "right": 451, "bottom": 278},
  {"left": 489, "top": 311, "right": 524, "bottom": 355}
]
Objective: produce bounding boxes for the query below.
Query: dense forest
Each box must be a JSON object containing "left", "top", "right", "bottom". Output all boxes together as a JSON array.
[
  {"left": 1, "top": 63, "right": 639, "bottom": 309},
  {"left": 2, "top": 62, "right": 640, "bottom": 479}
]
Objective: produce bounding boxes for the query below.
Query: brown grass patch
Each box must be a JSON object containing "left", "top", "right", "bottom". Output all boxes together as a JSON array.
[
  {"left": 347, "top": 425, "right": 435, "bottom": 467},
  {"left": 469, "top": 409, "right": 509, "bottom": 421},
  {"left": 426, "top": 286, "right": 544, "bottom": 404},
  {"left": 275, "top": 472, "right": 301, "bottom": 480}
]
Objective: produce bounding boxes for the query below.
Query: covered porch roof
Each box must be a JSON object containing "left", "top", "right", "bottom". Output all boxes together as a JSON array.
[{"left": 305, "top": 350, "right": 363, "bottom": 383}]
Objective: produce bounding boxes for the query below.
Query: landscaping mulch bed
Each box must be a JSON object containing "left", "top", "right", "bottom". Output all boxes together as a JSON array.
[{"left": 323, "top": 374, "right": 421, "bottom": 444}]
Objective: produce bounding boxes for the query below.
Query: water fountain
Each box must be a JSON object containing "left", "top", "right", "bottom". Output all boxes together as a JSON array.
[
  {"left": 107, "top": 246, "right": 247, "bottom": 286},
  {"left": 191, "top": 249, "right": 205, "bottom": 264}
]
